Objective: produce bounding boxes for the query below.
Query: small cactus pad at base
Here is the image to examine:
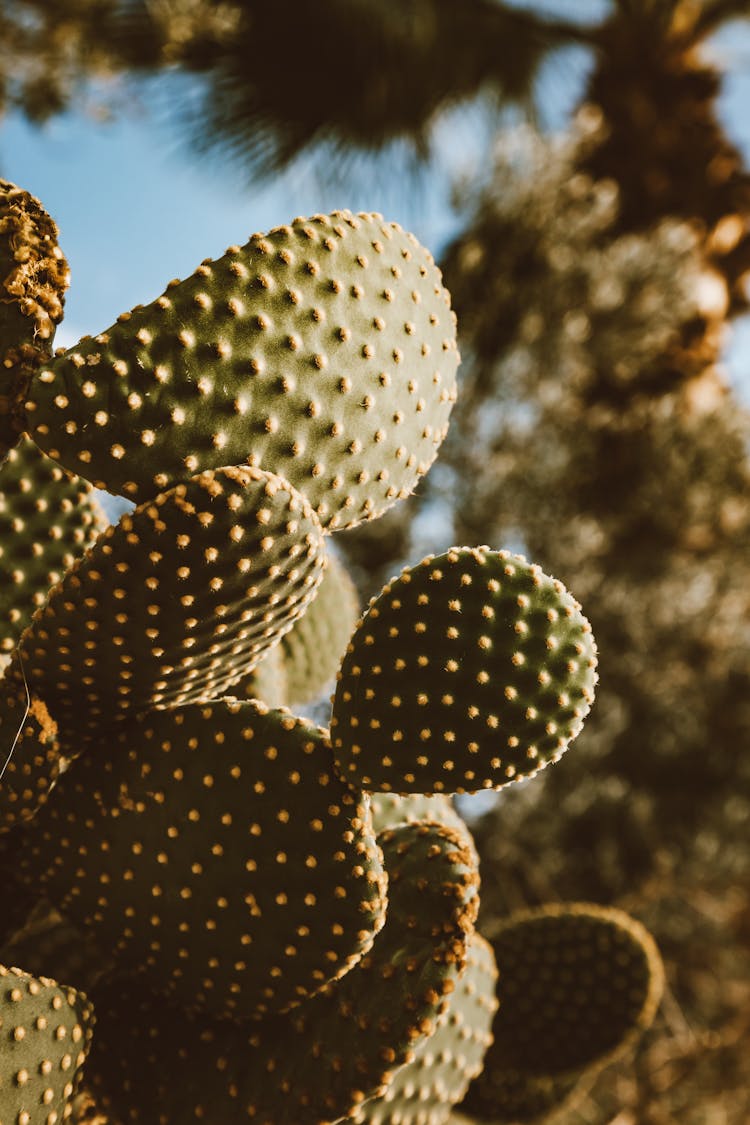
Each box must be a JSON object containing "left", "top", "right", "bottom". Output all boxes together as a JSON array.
[
  {"left": 461, "top": 904, "right": 664, "bottom": 1121},
  {"left": 0, "top": 684, "right": 59, "bottom": 832},
  {"left": 351, "top": 932, "right": 498, "bottom": 1125},
  {"left": 0, "top": 182, "right": 69, "bottom": 460},
  {"left": 0, "top": 436, "right": 106, "bottom": 654},
  {"left": 14, "top": 466, "right": 325, "bottom": 743},
  {"left": 25, "top": 213, "right": 459, "bottom": 527},
  {"left": 369, "top": 792, "right": 479, "bottom": 868},
  {"left": 0, "top": 963, "right": 94, "bottom": 1124},
  {"left": 85, "top": 821, "right": 479, "bottom": 1125},
  {"left": 20, "top": 700, "right": 387, "bottom": 1021},
  {"left": 331, "top": 548, "right": 598, "bottom": 794}
]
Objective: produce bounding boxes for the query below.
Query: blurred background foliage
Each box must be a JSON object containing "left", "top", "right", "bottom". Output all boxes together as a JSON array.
[{"left": 4, "top": 0, "right": 750, "bottom": 1120}]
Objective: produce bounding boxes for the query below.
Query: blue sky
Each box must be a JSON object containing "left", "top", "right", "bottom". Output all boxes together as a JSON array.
[{"left": 3, "top": 18, "right": 750, "bottom": 387}]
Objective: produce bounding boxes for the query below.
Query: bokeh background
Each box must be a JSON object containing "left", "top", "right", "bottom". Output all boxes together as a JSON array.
[{"left": 4, "top": 1, "right": 750, "bottom": 1120}]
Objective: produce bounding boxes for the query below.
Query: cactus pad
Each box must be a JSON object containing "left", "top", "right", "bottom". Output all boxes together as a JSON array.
[
  {"left": 85, "top": 820, "right": 479, "bottom": 1124},
  {"left": 461, "top": 904, "right": 664, "bottom": 1121},
  {"left": 25, "top": 213, "right": 459, "bottom": 528},
  {"left": 0, "top": 436, "right": 106, "bottom": 654},
  {"left": 0, "top": 963, "right": 94, "bottom": 1124},
  {"left": 21, "top": 700, "right": 387, "bottom": 1021},
  {"left": 352, "top": 932, "right": 498, "bottom": 1125},
  {"left": 331, "top": 547, "right": 598, "bottom": 794},
  {"left": 14, "top": 466, "right": 325, "bottom": 742}
]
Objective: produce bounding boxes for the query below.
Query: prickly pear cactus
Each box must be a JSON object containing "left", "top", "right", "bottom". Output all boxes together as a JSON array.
[
  {"left": 233, "top": 548, "right": 360, "bottom": 708},
  {"left": 5, "top": 466, "right": 326, "bottom": 743},
  {"left": 21, "top": 213, "right": 459, "bottom": 528},
  {"left": 351, "top": 932, "right": 498, "bottom": 1125},
  {"left": 279, "top": 549, "right": 360, "bottom": 705},
  {"left": 81, "top": 821, "right": 479, "bottom": 1124},
  {"left": 331, "top": 547, "right": 598, "bottom": 794},
  {"left": 0, "top": 180, "right": 661, "bottom": 1125},
  {"left": 20, "top": 701, "right": 388, "bottom": 1021}
]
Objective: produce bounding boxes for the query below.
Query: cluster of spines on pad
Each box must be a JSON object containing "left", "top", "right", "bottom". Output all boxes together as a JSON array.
[{"left": 0, "top": 180, "right": 660, "bottom": 1125}]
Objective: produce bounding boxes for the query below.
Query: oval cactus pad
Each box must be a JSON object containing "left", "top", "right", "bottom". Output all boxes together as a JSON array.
[
  {"left": 21, "top": 700, "right": 387, "bottom": 1021},
  {"left": 15, "top": 466, "right": 325, "bottom": 741},
  {"left": 85, "top": 820, "right": 479, "bottom": 1124},
  {"left": 332, "top": 547, "right": 598, "bottom": 794},
  {"left": 26, "top": 212, "right": 459, "bottom": 528}
]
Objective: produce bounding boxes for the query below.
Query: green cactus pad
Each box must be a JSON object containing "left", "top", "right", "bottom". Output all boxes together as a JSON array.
[
  {"left": 13, "top": 466, "right": 325, "bottom": 743},
  {"left": 352, "top": 932, "right": 498, "bottom": 1125},
  {"left": 85, "top": 820, "right": 479, "bottom": 1124},
  {"left": 369, "top": 792, "right": 479, "bottom": 870},
  {"left": 0, "top": 181, "right": 69, "bottom": 460},
  {"left": 0, "top": 436, "right": 106, "bottom": 654},
  {"left": 331, "top": 547, "right": 598, "bottom": 794},
  {"left": 0, "top": 963, "right": 94, "bottom": 1124},
  {"left": 0, "top": 683, "right": 60, "bottom": 832},
  {"left": 461, "top": 904, "right": 664, "bottom": 1121},
  {"left": 25, "top": 212, "right": 459, "bottom": 528},
  {"left": 21, "top": 700, "right": 387, "bottom": 1021}
]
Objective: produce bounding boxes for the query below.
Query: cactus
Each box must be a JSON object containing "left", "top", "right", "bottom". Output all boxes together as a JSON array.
[
  {"left": 0, "top": 181, "right": 661, "bottom": 1125},
  {"left": 351, "top": 931, "right": 498, "bottom": 1125},
  {"left": 331, "top": 547, "right": 598, "bottom": 794},
  {"left": 18, "top": 211, "right": 459, "bottom": 529},
  {"left": 460, "top": 904, "right": 665, "bottom": 1122},
  {"left": 0, "top": 963, "right": 94, "bottom": 1123},
  {"left": 0, "top": 436, "right": 106, "bottom": 657},
  {"left": 20, "top": 700, "right": 388, "bottom": 1021},
  {"left": 80, "top": 821, "right": 479, "bottom": 1124},
  {"left": 2, "top": 466, "right": 325, "bottom": 748}
]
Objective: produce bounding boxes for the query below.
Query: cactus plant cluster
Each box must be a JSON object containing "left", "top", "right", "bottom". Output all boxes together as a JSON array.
[{"left": 0, "top": 181, "right": 661, "bottom": 1124}]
